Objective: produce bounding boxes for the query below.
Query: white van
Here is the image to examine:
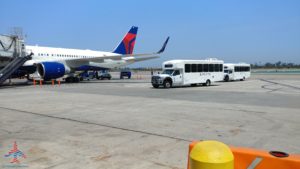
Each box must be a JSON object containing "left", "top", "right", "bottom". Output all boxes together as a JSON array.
[
  {"left": 223, "top": 63, "right": 251, "bottom": 81},
  {"left": 151, "top": 59, "right": 224, "bottom": 88}
]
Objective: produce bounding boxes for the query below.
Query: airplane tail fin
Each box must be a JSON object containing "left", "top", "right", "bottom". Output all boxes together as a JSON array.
[{"left": 113, "top": 26, "right": 138, "bottom": 55}]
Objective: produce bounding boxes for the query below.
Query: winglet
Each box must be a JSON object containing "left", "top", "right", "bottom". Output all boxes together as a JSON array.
[{"left": 157, "top": 36, "right": 170, "bottom": 54}]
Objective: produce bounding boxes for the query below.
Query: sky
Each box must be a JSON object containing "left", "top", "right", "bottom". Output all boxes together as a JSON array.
[{"left": 1, "top": 0, "right": 299, "bottom": 67}]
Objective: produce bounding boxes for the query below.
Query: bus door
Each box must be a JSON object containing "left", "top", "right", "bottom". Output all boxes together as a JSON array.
[
  {"left": 172, "top": 69, "right": 183, "bottom": 84},
  {"left": 228, "top": 70, "right": 233, "bottom": 79}
]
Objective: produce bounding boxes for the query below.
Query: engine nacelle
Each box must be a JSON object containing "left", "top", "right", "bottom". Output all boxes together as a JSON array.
[{"left": 37, "top": 62, "right": 69, "bottom": 80}]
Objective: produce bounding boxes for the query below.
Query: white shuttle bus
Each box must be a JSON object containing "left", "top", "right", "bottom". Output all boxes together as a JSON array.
[
  {"left": 151, "top": 59, "right": 224, "bottom": 88},
  {"left": 223, "top": 63, "right": 251, "bottom": 82}
]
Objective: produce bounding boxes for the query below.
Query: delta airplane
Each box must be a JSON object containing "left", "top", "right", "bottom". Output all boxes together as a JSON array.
[{"left": 19, "top": 26, "right": 169, "bottom": 82}]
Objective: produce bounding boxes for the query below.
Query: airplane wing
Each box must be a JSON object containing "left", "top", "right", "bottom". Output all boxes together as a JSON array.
[
  {"left": 70, "top": 36, "right": 169, "bottom": 61},
  {"left": 123, "top": 56, "right": 159, "bottom": 62}
]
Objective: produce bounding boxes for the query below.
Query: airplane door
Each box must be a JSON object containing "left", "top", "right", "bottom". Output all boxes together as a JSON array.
[{"left": 173, "top": 70, "right": 182, "bottom": 84}]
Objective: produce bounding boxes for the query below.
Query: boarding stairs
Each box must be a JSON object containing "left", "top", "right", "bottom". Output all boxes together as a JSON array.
[
  {"left": 0, "top": 34, "right": 31, "bottom": 84},
  {"left": 0, "top": 55, "right": 31, "bottom": 84}
]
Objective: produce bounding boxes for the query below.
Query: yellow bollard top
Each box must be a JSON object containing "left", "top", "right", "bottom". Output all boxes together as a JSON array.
[{"left": 190, "top": 140, "right": 234, "bottom": 164}]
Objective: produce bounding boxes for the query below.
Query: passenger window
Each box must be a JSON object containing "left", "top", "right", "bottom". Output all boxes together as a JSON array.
[
  {"left": 191, "top": 64, "right": 197, "bottom": 72},
  {"left": 209, "top": 64, "right": 214, "bottom": 72},
  {"left": 198, "top": 64, "right": 203, "bottom": 72},
  {"left": 214, "top": 64, "right": 220, "bottom": 72},
  {"left": 173, "top": 70, "right": 180, "bottom": 76},
  {"left": 203, "top": 64, "right": 209, "bottom": 72},
  {"left": 185, "top": 64, "right": 191, "bottom": 73}
]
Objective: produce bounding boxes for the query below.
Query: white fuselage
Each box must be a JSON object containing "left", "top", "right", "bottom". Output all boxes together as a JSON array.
[{"left": 24, "top": 45, "right": 131, "bottom": 70}]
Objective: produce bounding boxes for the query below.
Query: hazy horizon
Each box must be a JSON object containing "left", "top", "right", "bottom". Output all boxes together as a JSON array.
[{"left": 1, "top": 0, "right": 299, "bottom": 67}]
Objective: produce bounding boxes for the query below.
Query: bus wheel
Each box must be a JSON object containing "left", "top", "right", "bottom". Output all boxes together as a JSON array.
[
  {"left": 163, "top": 80, "right": 172, "bottom": 88},
  {"left": 191, "top": 84, "right": 197, "bottom": 87},
  {"left": 224, "top": 75, "right": 229, "bottom": 82},
  {"left": 204, "top": 80, "right": 211, "bottom": 86},
  {"left": 240, "top": 77, "right": 245, "bottom": 81}
]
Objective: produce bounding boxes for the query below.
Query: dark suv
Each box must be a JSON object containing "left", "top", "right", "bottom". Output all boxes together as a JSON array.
[
  {"left": 120, "top": 70, "right": 131, "bottom": 79},
  {"left": 97, "top": 73, "right": 112, "bottom": 80}
]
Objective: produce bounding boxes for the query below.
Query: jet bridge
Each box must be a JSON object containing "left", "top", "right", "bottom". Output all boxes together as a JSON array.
[{"left": 0, "top": 34, "right": 31, "bottom": 84}]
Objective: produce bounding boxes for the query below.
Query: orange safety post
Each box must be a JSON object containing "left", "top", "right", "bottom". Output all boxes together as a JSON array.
[
  {"left": 51, "top": 80, "right": 55, "bottom": 86},
  {"left": 39, "top": 80, "right": 43, "bottom": 86},
  {"left": 231, "top": 146, "right": 300, "bottom": 169},
  {"left": 58, "top": 80, "right": 61, "bottom": 86},
  {"left": 33, "top": 79, "right": 36, "bottom": 86},
  {"left": 187, "top": 141, "right": 300, "bottom": 169}
]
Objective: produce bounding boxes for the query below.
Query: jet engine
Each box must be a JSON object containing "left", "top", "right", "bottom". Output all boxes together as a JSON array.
[{"left": 36, "top": 62, "right": 70, "bottom": 80}]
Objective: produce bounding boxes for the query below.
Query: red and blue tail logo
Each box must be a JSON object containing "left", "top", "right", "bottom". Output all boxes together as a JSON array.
[{"left": 113, "top": 26, "right": 138, "bottom": 55}]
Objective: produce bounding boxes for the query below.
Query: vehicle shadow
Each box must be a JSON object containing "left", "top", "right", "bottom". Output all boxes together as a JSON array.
[
  {"left": 150, "top": 84, "right": 220, "bottom": 89},
  {"left": 80, "top": 79, "right": 150, "bottom": 84},
  {"left": 0, "top": 81, "right": 31, "bottom": 89}
]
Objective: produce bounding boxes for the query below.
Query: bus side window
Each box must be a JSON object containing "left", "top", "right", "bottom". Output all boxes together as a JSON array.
[
  {"left": 241, "top": 66, "right": 244, "bottom": 72},
  {"left": 192, "top": 64, "right": 197, "bottom": 72},
  {"left": 209, "top": 64, "right": 214, "bottom": 72},
  {"left": 185, "top": 64, "right": 191, "bottom": 73},
  {"left": 214, "top": 64, "right": 220, "bottom": 72},
  {"left": 198, "top": 64, "right": 203, "bottom": 72},
  {"left": 203, "top": 64, "right": 209, "bottom": 72}
]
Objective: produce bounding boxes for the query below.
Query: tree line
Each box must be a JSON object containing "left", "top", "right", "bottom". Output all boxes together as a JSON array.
[{"left": 251, "top": 61, "right": 300, "bottom": 69}]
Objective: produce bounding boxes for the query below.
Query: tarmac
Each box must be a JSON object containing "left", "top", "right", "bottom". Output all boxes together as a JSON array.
[{"left": 0, "top": 72, "right": 299, "bottom": 169}]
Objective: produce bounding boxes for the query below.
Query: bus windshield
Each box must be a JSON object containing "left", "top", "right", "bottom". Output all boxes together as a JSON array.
[{"left": 162, "top": 69, "right": 174, "bottom": 75}]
